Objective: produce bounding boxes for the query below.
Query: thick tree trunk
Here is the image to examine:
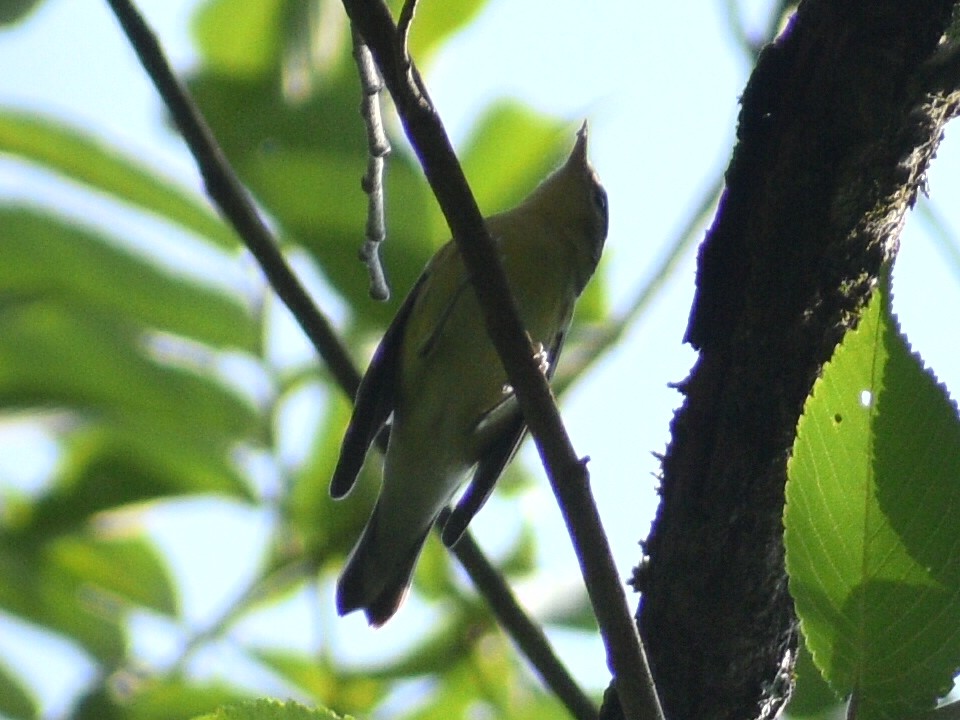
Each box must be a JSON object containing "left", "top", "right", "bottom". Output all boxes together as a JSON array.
[{"left": 625, "top": 2, "right": 960, "bottom": 718}]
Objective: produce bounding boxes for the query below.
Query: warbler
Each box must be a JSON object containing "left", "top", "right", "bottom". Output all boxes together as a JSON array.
[{"left": 331, "top": 123, "right": 608, "bottom": 626}]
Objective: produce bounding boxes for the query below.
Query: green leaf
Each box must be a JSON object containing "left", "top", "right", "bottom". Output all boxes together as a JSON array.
[
  {"left": 0, "top": 537, "right": 127, "bottom": 664},
  {"left": 783, "top": 638, "right": 843, "bottom": 718},
  {"left": 185, "top": 66, "right": 438, "bottom": 328},
  {"left": 287, "top": 387, "right": 380, "bottom": 561},
  {"left": 0, "top": 207, "right": 256, "bottom": 351},
  {"left": 0, "top": 659, "right": 36, "bottom": 719},
  {"left": 458, "top": 102, "right": 572, "bottom": 223},
  {"left": 355, "top": 612, "right": 485, "bottom": 681},
  {"left": 18, "top": 423, "right": 252, "bottom": 540},
  {"left": 46, "top": 534, "right": 178, "bottom": 616},
  {"left": 193, "top": 0, "right": 286, "bottom": 78},
  {"left": 0, "top": 0, "right": 43, "bottom": 25},
  {"left": 401, "top": 639, "right": 521, "bottom": 720},
  {"left": 75, "top": 680, "right": 252, "bottom": 720},
  {"left": 0, "top": 301, "right": 262, "bottom": 447},
  {"left": 0, "top": 112, "right": 237, "bottom": 248},
  {"left": 399, "top": 0, "right": 490, "bottom": 62},
  {"left": 192, "top": 698, "right": 345, "bottom": 720},
  {"left": 499, "top": 694, "right": 586, "bottom": 720},
  {"left": 785, "top": 283, "right": 960, "bottom": 719},
  {"left": 0, "top": 535, "right": 177, "bottom": 659},
  {"left": 252, "top": 651, "right": 385, "bottom": 712}
]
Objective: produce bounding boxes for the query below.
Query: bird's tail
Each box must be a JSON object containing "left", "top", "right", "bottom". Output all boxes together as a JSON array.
[{"left": 336, "top": 499, "right": 433, "bottom": 627}]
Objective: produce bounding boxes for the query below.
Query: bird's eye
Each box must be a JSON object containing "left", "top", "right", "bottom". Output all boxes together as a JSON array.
[
  {"left": 592, "top": 184, "right": 609, "bottom": 241},
  {"left": 593, "top": 186, "right": 608, "bottom": 215}
]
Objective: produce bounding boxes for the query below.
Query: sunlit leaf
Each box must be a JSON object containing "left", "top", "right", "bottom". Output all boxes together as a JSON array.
[
  {"left": 0, "top": 207, "right": 256, "bottom": 351},
  {"left": 0, "top": 537, "right": 126, "bottom": 664},
  {"left": 0, "top": 301, "right": 262, "bottom": 447},
  {"left": 0, "top": 112, "right": 237, "bottom": 248},
  {"left": 0, "top": 659, "right": 36, "bottom": 720},
  {"left": 785, "top": 283, "right": 960, "bottom": 719},
  {"left": 75, "top": 679, "right": 252, "bottom": 720},
  {"left": 16, "top": 423, "right": 253, "bottom": 540},
  {"left": 252, "top": 650, "right": 385, "bottom": 713},
  {"left": 47, "top": 534, "right": 178, "bottom": 616},
  {"left": 394, "top": 0, "right": 490, "bottom": 62},
  {"left": 504, "top": 694, "right": 588, "bottom": 720},
  {"left": 402, "top": 638, "right": 521, "bottom": 720},
  {"left": 193, "top": 0, "right": 286, "bottom": 78},
  {"left": 783, "top": 638, "right": 843, "bottom": 719},
  {"left": 191, "top": 698, "right": 345, "bottom": 720}
]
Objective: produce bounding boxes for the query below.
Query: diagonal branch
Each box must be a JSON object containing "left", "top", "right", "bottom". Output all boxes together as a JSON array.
[
  {"left": 104, "top": 0, "right": 361, "bottom": 399},
  {"left": 439, "top": 509, "right": 598, "bottom": 720},
  {"left": 341, "top": 2, "right": 662, "bottom": 719},
  {"left": 102, "top": 1, "right": 593, "bottom": 716}
]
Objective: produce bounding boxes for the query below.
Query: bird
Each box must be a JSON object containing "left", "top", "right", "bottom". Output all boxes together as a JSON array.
[{"left": 330, "top": 123, "right": 608, "bottom": 626}]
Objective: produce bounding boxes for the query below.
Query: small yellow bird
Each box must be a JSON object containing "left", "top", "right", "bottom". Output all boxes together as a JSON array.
[{"left": 331, "top": 124, "right": 608, "bottom": 626}]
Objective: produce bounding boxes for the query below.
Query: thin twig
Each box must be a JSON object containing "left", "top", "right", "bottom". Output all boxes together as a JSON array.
[
  {"left": 352, "top": 28, "right": 391, "bottom": 301},
  {"left": 397, "top": 0, "right": 419, "bottom": 66},
  {"left": 441, "top": 509, "right": 599, "bottom": 720},
  {"left": 341, "top": 2, "right": 663, "bottom": 719},
  {"left": 103, "top": 3, "right": 581, "bottom": 715},
  {"left": 104, "top": 0, "right": 362, "bottom": 399}
]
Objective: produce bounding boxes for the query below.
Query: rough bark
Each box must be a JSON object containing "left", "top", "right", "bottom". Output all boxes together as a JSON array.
[{"left": 629, "top": 2, "right": 960, "bottom": 719}]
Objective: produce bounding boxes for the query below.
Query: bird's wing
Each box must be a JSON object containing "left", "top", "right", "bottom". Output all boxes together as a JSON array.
[
  {"left": 406, "top": 241, "right": 471, "bottom": 360},
  {"left": 441, "top": 411, "right": 526, "bottom": 547},
  {"left": 329, "top": 275, "right": 425, "bottom": 499},
  {"left": 440, "top": 328, "right": 568, "bottom": 547}
]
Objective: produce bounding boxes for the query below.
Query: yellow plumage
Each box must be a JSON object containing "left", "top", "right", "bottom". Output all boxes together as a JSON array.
[{"left": 331, "top": 124, "right": 607, "bottom": 626}]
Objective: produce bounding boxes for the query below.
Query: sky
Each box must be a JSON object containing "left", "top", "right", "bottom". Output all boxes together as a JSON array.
[{"left": 1, "top": 0, "right": 960, "bottom": 716}]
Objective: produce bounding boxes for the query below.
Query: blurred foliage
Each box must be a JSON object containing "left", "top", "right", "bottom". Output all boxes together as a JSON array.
[
  {"left": 191, "top": 698, "right": 346, "bottom": 720},
  {"left": 7, "top": 1, "right": 957, "bottom": 719},
  {"left": 0, "top": 0, "right": 607, "bottom": 718},
  {"left": 0, "top": 0, "right": 42, "bottom": 26}
]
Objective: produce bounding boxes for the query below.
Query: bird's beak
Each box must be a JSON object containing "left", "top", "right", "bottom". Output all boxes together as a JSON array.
[{"left": 571, "top": 120, "right": 589, "bottom": 165}]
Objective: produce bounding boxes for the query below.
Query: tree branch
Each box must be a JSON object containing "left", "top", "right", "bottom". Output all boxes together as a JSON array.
[
  {"left": 340, "top": 2, "right": 662, "bottom": 719},
  {"left": 104, "top": 0, "right": 361, "bottom": 398},
  {"left": 440, "top": 509, "right": 599, "bottom": 720},
  {"left": 915, "top": 39, "right": 960, "bottom": 97},
  {"left": 640, "top": 2, "right": 960, "bottom": 718},
  {"left": 103, "top": 2, "right": 595, "bottom": 717},
  {"left": 351, "top": 28, "right": 391, "bottom": 302}
]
